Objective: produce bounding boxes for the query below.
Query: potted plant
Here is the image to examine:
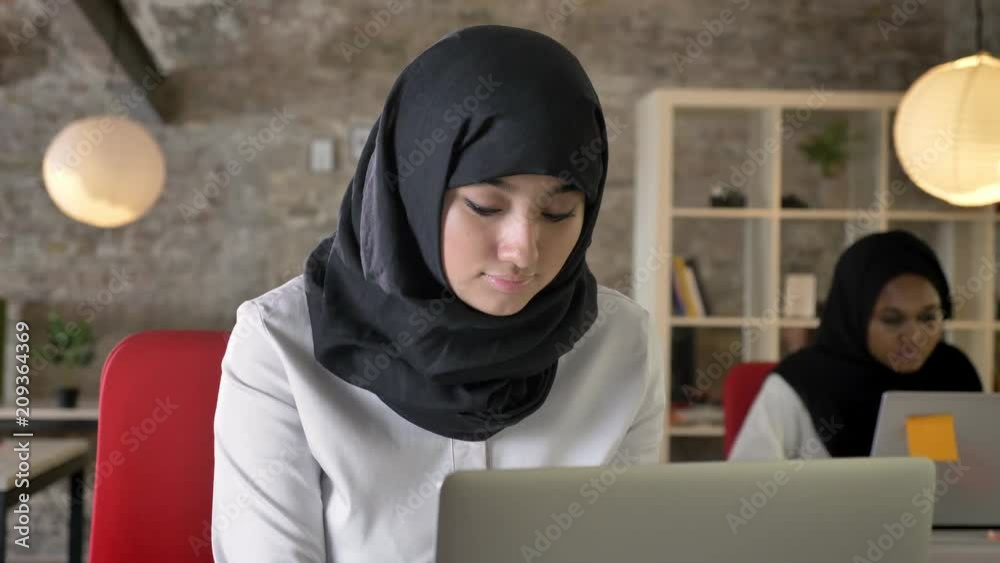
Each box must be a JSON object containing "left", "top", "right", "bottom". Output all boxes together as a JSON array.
[
  {"left": 798, "top": 118, "right": 854, "bottom": 178},
  {"left": 40, "top": 310, "right": 95, "bottom": 408}
]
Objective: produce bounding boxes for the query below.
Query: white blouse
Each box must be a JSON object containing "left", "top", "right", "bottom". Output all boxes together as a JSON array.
[
  {"left": 727, "top": 374, "right": 831, "bottom": 460},
  {"left": 211, "top": 275, "right": 666, "bottom": 563}
]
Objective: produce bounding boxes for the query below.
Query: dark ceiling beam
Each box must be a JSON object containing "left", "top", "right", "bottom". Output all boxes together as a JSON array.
[{"left": 72, "top": 0, "right": 171, "bottom": 122}]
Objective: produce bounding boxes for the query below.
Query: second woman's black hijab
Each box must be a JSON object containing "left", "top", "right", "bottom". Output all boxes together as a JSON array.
[
  {"left": 303, "top": 25, "right": 608, "bottom": 441},
  {"left": 775, "top": 230, "right": 982, "bottom": 458}
]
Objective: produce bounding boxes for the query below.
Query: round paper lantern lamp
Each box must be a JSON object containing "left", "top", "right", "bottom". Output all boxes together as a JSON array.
[
  {"left": 893, "top": 52, "right": 1000, "bottom": 207},
  {"left": 42, "top": 116, "right": 166, "bottom": 228}
]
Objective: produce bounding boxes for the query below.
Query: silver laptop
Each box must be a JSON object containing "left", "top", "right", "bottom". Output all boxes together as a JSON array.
[
  {"left": 871, "top": 391, "right": 1000, "bottom": 528},
  {"left": 436, "top": 458, "right": 935, "bottom": 563}
]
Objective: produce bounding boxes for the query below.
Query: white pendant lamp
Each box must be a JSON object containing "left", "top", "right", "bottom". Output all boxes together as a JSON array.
[
  {"left": 893, "top": 0, "right": 1000, "bottom": 207},
  {"left": 42, "top": 116, "right": 165, "bottom": 228},
  {"left": 41, "top": 3, "right": 166, "bottom": 228}
]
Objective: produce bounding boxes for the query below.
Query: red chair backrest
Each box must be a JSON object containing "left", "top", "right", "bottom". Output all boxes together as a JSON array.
[
  {"left": 722, "top": 361, "right": 777, "bottom": 459},
  {"left": 88, "top": 330, "right": 230, "bottom": 563}
]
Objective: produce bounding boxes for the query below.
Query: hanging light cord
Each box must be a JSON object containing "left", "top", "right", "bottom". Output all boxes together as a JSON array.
[
  {"left": 103, "top": 3, "right": 123, "bottom": 94},
  {"left": 975, "top": 0, "right": 984, "bottom": 53}
]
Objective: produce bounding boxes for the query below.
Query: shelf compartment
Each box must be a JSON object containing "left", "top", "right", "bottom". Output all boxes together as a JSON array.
[
  {"left": 671, "top": 107, "right": 778, "bottom": 210},
  {"left": 780, "top": 220, "right": 846, "bottom": 318},
  {"left": 672, "top": 218, "right": 757, "bottom": 319},
  {"left": 780, "top": 109, "right": 883, "bottom": 210}
]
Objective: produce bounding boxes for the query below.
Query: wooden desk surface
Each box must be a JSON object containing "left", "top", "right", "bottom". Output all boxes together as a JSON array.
[
  {"left": 0, "top": 403, "right": 99, "bottom": 422},
  {"left": 0, "top": 438, "right": 90, "bottom": 492},
  {"left": 931, "top": 529, "right": 1000, "bottom": 562}
]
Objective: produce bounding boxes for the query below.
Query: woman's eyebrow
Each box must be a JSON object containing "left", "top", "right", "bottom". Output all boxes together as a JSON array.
[
  {"left": 482, "top": 178, "right": 576, "bottom": 196},
  {"left": 483, "top": 178, "right": 513, "bottom": 192},
  {"left": 546, "top": 184, "right": 577, "bottom": 196},
  {"left": 878, "top": 304, "right": 941, "bottom": 316}
]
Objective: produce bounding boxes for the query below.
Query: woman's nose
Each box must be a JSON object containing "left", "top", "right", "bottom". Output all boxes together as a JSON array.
[
  {"left": 497, "top": 218, "right": 540, "bottom": 269},
  {"left": 897, "top": 319, "right": 929, "bottom": 344},
  {"left": 896, "top": 320, "right": 917, "bottom": 340}
]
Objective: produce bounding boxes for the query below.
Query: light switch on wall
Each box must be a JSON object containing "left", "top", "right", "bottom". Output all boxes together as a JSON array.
[{"left": 309, "top": 138, "right": 334, "bottom": 173}]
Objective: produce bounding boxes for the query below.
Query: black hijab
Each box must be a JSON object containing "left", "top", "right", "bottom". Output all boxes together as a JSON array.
[
  {"left": 775, "top": 230, "right": 982, "bottom": 458},
  {"left": 303, "top": 26, "right": 607, "bottom": 441}
]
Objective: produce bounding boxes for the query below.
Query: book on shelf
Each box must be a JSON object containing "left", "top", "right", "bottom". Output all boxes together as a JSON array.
[
  {"left": 686, "top": 258, "right": 712, "bottom": 316},
  {"left": 672, "top": 281, "right": 685, "bottom": 316},
  {"left": 671, "top": 256, "right": 710, "bottom": 317}
]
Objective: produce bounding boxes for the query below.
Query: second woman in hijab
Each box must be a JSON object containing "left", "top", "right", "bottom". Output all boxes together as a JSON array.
[{"left": 729, "top": 230, "right": 983, "bottom": 461}]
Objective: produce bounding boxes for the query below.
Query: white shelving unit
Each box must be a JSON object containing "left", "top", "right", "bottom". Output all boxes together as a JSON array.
[{"left": 633, "top": 88, "right": 999, "bottom": 462}]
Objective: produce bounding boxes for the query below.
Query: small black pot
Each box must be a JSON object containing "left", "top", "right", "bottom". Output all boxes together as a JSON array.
[{"left": 56, "top": 387, "right": 79, "bottom": 409}]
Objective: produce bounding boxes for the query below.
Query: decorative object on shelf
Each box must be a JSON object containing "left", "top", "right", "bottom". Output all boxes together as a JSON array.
[
  {"left": 893, "top": 0, "right": 1000, "bottom": 207},
  {"left": 39, "top": 310, "right": 95, "bottom": 408},
  {"left": 781, "top": 194, "right": 809, "bottom": 208},
  {"left": 798, "top": 118, "right": 853, "bottom": 178},
  {"left": 783, "top": 274, "right": 818, "bottom": 319},
  {"left": 708, "top": 184, "right": 746, "bottom": 207}
]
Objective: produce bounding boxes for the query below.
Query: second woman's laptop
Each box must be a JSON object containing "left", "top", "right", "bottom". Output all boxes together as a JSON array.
[{"left": 871, "top": 391, "right": 1000, "bottom": 528}]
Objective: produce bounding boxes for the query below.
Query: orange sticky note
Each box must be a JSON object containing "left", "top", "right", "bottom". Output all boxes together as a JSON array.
[{"left": 905, "top": 414, "right": 959, "bottom": 462}]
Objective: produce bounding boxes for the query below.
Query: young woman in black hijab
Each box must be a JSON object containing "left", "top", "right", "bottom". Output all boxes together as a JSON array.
[
  {"left": 211, "top": 25, "right": 665, "bottom": 562},
  {"left": 729, "top": 230, "right": 983, "bottom": 460}
]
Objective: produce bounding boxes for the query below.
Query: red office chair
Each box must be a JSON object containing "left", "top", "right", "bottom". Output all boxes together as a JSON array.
[
  {"left": 88, "top": 330, "right": 230, "bottom": 563},
  {"left": 722, "top": 361, "right": 777, "bottom": 459}
]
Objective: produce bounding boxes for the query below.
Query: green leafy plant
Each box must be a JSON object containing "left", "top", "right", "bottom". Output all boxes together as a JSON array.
[
  {"left": 798, "top": 118, "right": 853, "bottom": 178},
  {"left": 40, "top": 310, "right": 95, "bottom": 389}
]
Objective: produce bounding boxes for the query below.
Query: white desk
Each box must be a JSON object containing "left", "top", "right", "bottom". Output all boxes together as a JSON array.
[
  {"left": 931, "top": 530, "right": 1000, "bottom": 562},
  {"left": 0, "top": 403, "right": 98, "bottom": 434},
  {"left": 0, "top": 405, "right": 98, "bottom": 420},
  {"left": 0, "top": 438, "right": 89, "bottom": 563}
]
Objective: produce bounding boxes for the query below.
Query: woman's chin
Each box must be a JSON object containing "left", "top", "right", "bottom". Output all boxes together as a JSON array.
[
  {"left": 464, "top": 293, "right": 531, "bottom": 317},
  {"left": 478, "top": 300, "right": 529, "bottom": 317},
  {"left": 889, "top": 357, "right": 927, "bottom": 373}
]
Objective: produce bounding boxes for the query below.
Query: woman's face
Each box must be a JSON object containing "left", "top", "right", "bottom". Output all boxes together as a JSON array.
[
  {"left": 441, "top": 174, "right": 585, "bottom": 316},
  {"left": 866, "top": 273, "right": 944, "bottom": 373}
]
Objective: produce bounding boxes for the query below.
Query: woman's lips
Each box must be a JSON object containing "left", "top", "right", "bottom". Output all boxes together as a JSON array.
[{"left": 484, "top": 274, "right": 533, "bottom": 293}]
